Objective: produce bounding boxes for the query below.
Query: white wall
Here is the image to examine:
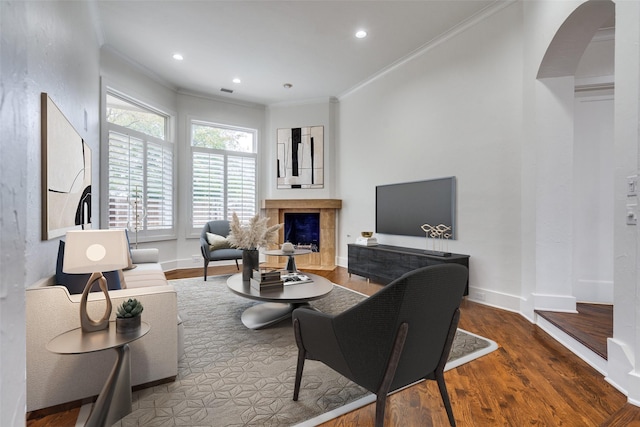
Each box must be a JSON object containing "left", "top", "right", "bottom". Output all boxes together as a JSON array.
[
  {"left": 572, "top": 27, "right": 615, "bottom": 304},
  {"left": 531, "top": 75, "right": 578, "bottom": 312},
  {"left": 518, "top": 0, "right": 640, "bottom": 401},
  {"left": 99, "top": 48, "right": 180, "bottom": 263},
  {"left": 99, "top": 49, "right": 267, "bottom": 270},
  {"left": 176, "top": 93, "right": 266, "bottom": 268},
  {"left": 264, "top": 100, "right": 338, "bottom": 200},
  {"left": 336, "top": 2, "right": 524, "bottom": 310},
  {"left": 1, "top": 1, "right": 101, "bottom": 425},
  {"left": 1, "top": 3, "right": 29, "bottom": 423},
  {"left": 573, "top": 90, "right": 614, "bottom": 303},
  {"left": 524, "top": 1, "right": 615, "bottom": 315},
  {"left": 610, "top": 0, "right": 640, "bottom": 403},
  {"left": 519, "top": 0, "right": 586, "bottom": 319}
]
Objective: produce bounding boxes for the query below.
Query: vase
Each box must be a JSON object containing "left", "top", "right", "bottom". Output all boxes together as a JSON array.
[
  {"left": 116, "top": 316, "right": 141, "bottom": 334},
  {"left": 242, "top": 249, "right": 259, "bottom": 281}
]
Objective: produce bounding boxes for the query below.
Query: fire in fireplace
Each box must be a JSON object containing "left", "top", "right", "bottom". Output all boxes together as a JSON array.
[{"left": 284, "top": 213, "right": 320, "bottom": 252}]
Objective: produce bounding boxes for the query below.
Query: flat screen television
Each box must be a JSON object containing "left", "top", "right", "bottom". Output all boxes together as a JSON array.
[{"left": 375, "top": 176, "right": 456, "bottom": 239}]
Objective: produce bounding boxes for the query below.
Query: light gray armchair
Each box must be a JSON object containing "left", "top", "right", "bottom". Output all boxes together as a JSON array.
[
  {"left": 292, "top": 264, "right": 469, "bottom": 427},
  {"left": 200, "top": 220, "right": 242, "bottom": 281}
]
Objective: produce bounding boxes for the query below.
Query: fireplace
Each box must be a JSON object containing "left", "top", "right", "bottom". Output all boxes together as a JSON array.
[
  {"left": 284, "top": 213, "right": 320, "bottom": 251},
  {"left": 262, "top": 199, "right": 342, "bottom": 270}
]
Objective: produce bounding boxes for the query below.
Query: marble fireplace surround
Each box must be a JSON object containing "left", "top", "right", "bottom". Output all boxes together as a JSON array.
[{"left": 262, "top": 199, "right": 342, "bottom": 271}]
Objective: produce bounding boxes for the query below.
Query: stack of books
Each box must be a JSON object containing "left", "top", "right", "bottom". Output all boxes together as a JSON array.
[
  {"left": 355, "top": 236, "right": 378, "bottom": 246},
  {"left": 250, "top": 268, "right": 283, "bottom": 290}
]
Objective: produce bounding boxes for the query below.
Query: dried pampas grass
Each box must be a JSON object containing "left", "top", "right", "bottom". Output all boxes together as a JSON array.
[{"left": 227, "top": 212, "right": 282, "bottom": 250}]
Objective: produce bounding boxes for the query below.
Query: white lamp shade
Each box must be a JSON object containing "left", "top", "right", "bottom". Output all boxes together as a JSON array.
[{"left": 63, "top": 229, "right": 130, "bottom": 274}]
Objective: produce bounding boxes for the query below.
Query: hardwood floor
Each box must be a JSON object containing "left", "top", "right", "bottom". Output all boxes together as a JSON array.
[
  {"left": 536, "top": 303, "right": 612, "bottom": 359},
  {"left": 27, "top": 266, "right": 640, "bottom": 426}
]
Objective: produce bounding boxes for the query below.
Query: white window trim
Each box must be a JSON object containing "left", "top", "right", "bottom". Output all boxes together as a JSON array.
[
  {"left": 188, "top": 118, "right": 258, "bottom": 237},
  {"left": 100, "top": 82, "right": 177, "bottom": 242}
]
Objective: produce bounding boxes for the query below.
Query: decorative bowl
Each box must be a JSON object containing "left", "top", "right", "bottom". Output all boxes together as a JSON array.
[
  {"left": 361, "top": 231, "right": 373, "bottom": 238},
  {"left": 281, "top": 242, "right": 295, "bottom": 253}
]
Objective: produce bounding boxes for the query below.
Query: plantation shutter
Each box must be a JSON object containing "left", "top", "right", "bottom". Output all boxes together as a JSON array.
[
  {"left": 190, "top": 121, "right": 257, "bottom": 231},
  {"left": 192, "top": 151, "right": 225, "bottom": 225},
  {"left": 108, "top": 128, "right": 174, "bottom": 233},
  {"left": 146, "top": 140, "right": 173, "bottom": 230},
  {"left": 108, "top": 131, "right": 144, "bottom": 229},
  {"left": 191, "top": 152, "right": 256, "bottom": 229},
  {"left": 227, "top": 154, "right": 256, "bottom": 223}
]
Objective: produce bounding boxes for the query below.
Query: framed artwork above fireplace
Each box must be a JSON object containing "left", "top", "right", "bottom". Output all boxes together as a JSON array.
[{"left": 276, "top": 126, "right": 324, "bottom": 189}]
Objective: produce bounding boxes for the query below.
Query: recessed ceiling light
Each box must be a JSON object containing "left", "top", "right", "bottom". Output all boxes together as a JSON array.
[
  {"left": 232, "top": 78, "right": 241, "bottom": 84},
  {"left": 355, "top": 30, "right": 367, "bottom": 39},
  {"left": 172, "top": 53, "right": 184, "bottom": 61}
]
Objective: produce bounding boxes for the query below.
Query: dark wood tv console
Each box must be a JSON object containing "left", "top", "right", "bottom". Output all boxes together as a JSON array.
[{"left": 347, "top": 244, "right": 470, "bottom": 295}]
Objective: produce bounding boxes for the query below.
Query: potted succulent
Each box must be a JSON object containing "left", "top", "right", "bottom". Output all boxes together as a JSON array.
[{"left": 116, "top": 298, "right": 144, "bottom": 333}]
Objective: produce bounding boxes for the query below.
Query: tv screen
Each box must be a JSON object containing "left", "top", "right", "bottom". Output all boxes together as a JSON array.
[{"left": 375, "top": 177, "right": 456, "bottom": 238}]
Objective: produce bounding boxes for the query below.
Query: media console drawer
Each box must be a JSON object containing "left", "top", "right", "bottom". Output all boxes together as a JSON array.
[{"left": 347, "top": 244, "right": 469, "bottom": 295}]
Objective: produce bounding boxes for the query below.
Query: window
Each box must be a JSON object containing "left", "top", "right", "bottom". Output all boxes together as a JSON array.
[
  {"left": 191, "top": 121, "right": 257, "bottom": 229},
  {"left": 106, "top": 92, "right": 174, "bottom": 238}
]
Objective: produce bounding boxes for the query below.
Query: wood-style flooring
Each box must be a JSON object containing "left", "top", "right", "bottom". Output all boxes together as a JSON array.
[
  {"left": 536, "top": 303, "right": 613, "bottom": 360},
  {"left": 27, "top": 266, "right": 640, "bottom": 426}
]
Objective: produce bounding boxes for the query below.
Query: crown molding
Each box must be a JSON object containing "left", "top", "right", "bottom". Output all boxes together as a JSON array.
[{"left": 339, "top": 0, "right": 517, "bottom": 101}]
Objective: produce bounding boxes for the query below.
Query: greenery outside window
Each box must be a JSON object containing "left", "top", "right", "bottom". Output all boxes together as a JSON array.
[
  {"left": 106, "top": 92, "right": 174, "bottom": 240},
  {"left": 191, "top": 121, "right": 257, "bottom": 230}
]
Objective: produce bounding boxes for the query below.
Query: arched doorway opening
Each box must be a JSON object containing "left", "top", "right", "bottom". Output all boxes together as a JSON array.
[{"left": 535, "top": 0, "right": 615, "bottom": 365}]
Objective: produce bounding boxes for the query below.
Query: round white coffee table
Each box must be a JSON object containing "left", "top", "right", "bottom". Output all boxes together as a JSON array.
[{"left": 226, "top": 272, "right": 333, "bottom": 329}]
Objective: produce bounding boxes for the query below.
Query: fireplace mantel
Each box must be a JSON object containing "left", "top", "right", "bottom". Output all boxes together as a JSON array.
[
  {"left": 262, "top": 199, "right": 342, "bottom": 270},
  {"left": 261, "top": 199, "right": 342, "bottom": 210}
]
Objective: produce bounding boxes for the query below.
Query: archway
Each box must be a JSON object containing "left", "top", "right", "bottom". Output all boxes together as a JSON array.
[{"left": 535, "top": 0, "right": 615, "bottom": 361}]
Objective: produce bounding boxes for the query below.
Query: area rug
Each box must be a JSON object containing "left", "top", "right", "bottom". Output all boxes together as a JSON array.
[{"left": 111, "top": 275, "right": 497, "bottom": 427}]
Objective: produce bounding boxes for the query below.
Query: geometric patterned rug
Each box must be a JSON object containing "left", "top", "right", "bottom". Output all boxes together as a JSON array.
[{"left": 108, "top": 275, "right": 497, "bottom": 427}]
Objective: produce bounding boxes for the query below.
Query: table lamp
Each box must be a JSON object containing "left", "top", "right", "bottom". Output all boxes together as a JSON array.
[{"left": 63, "top": 229, "right": 129, "bottom": 333}]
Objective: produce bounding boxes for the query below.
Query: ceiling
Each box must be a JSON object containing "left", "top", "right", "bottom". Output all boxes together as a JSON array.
[{"left": 95, "top": 1, "right": 499, "bottom": 106}]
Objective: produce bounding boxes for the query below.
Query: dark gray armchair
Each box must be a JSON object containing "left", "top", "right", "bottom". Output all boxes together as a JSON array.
[
  {"left": 200, "top": 220, "right": 242, "bottom": 281},
  {"left": 292, "top": 264, "right": 468, "bottom": 427}
]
